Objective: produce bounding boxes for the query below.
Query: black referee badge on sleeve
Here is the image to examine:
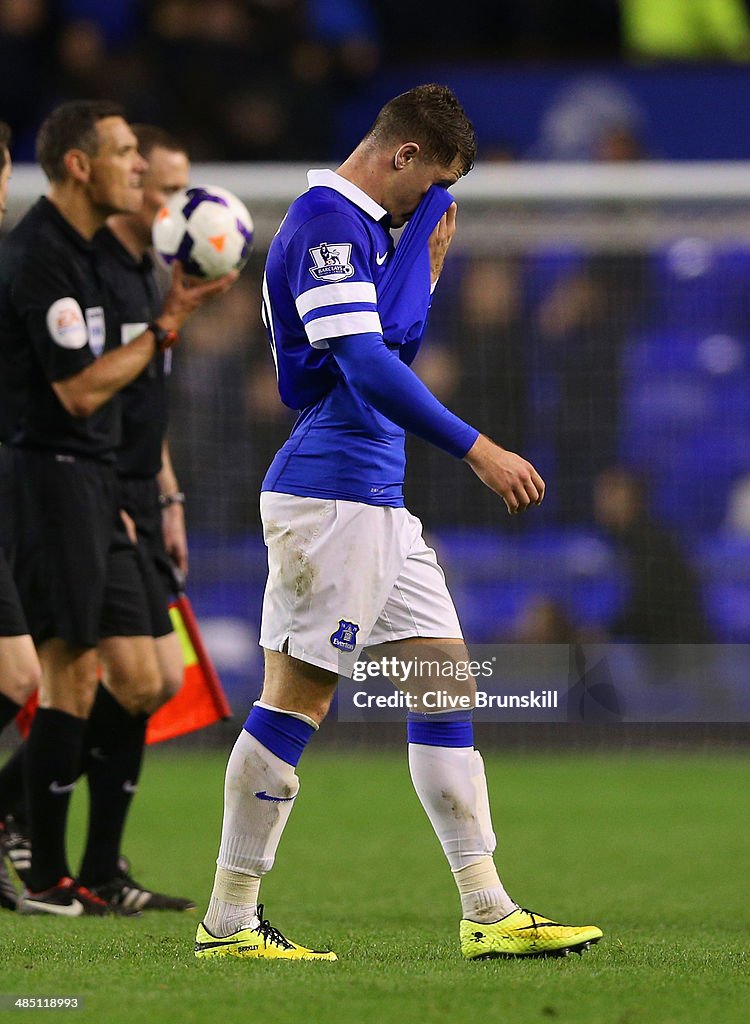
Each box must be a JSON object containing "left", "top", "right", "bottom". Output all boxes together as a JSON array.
[
  {"left": 84, "top": 306, "right": 106, "bottom": 357},
  {"left": 45, "top": 297, "right": 87, "bottom": 350}
]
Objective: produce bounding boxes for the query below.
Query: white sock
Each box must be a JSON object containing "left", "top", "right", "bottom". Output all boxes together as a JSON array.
[
  {"left": 203, "top": 729, "right": 300, "bottom": 936},
  {"left": 408, "top": 743, "right": 516, "bottom": 921}
]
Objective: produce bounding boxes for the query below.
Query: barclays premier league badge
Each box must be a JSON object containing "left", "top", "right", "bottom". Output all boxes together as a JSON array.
[{"left": 308, "top": 242, "right": 354, "bottom": 282}]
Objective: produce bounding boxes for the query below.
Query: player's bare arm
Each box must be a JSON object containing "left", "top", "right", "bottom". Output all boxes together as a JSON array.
[
  {"left": 463, "top": 433, "right": 545, "bottom": 515},
  {"left": 53, "top": 263, "right": 237, "bottom": 418}
]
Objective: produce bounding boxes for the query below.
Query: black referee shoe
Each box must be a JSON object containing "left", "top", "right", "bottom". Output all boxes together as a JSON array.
[
  {"left": 0, "top": 815, "right": 32, "bottom": 886},
  {"left": 18, "top": 877, "right": 112, "bottom": 917},
  {"left": 93, "top": 868, "right": 196, "bottom": 913}
]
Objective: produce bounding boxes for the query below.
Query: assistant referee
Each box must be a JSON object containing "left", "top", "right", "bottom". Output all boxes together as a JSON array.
[{"left": 73, "top": 125, "right": 196, "bottom": 911}]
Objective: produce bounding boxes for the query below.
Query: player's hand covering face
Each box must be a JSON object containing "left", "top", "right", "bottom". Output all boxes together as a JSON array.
[
  {"left": 386, "top": 149, "right": 464, "bottom": 228},
  {"left": 429, "top": 203, "right": 457, "bottom": 286}
]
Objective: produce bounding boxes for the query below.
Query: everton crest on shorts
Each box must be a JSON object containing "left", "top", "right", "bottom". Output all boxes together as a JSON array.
[{"left": 330, "top": 619, "right": 359, "bottom": 652}]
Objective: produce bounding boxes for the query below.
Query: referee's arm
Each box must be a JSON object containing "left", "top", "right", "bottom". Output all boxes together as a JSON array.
[
  {"left": 55, "top": 263, "right": 237, "bottom": 418},
  {"left": 53, "top": 327, "right": 159, "bottom": 418}
]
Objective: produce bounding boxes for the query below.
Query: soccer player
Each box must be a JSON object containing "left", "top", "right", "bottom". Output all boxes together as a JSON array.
[
  {"left": 0, "top": 100, "right": 235, "bottom": 916},
  {"left": 0, "top": 121, "right": 42, "bottom": 912},
  {"left": 194, "top": 84, "right": 603, "bottom": 961}
]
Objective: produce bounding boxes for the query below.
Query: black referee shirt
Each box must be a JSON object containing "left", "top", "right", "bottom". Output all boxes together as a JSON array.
[
  {"left": 94, "top": 226, "right": 167, "bottom": 479},
  {"left": 0, "top": 197, "right": 121, "bottom": 460}
]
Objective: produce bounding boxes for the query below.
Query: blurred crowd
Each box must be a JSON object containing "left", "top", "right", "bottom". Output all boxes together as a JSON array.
[
  {"left": 0, "top": 0, "right": 381, "bottom": 162},
  {"left": 4, "top": 0, "right": 750, "bottom": 162}
]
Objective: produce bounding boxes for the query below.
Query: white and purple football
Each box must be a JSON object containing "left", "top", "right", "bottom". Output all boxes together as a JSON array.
[{"left": 152, "top": 184, "right": 254, "bottom": 280}]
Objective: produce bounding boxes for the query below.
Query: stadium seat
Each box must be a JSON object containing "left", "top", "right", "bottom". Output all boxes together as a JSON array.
[
  {"left": 695, "top": 535, "right": 750, "bottom": 641},
  {"left": 697, "top": 533, "right": 750, "bottom": 578},
  {"left": 649, "top": 241, "right": 750, "bottom": 336},
  {"left": 646, "top": 440, "right": 749, "bottom": 531},
  {"left": 620, "top": 318, "right": 750, "bottom": 527},
  {"left": 704, "top": 582, "right": 750, "bottom": 642},
  {"left": 434, "top": 528, "right": 625, "bottom": 640}
]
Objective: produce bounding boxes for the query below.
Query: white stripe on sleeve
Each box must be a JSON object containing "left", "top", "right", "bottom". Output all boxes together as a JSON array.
[
  {"left": 296, "top": 282, "right": 377, "bottom": 318},
  {"left": 305, "top": 310, "right": 382, "bottom": 348}
]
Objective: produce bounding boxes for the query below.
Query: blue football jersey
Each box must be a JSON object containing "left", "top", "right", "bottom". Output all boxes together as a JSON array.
[{"left": 261, "top": 170, "right": 406, "bottom": 506}]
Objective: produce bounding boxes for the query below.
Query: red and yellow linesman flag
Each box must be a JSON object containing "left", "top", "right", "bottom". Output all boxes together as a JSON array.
[
  {"left": 146, "top": 593, "right": 231, "bottom": 744},
  {"left": 16, "top": 594, "right": 231, "bottom": 743}
]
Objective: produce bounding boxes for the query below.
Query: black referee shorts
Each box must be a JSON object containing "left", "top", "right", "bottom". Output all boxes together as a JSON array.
[
  {"left": 0, "top": 446, "right": 28, "bottom": 637},
  {"left": 13, "top": 449, "right": 152, "bottom": 649},
  {"left": 0, "top": 444, "right": 17, "bottom": 555},
  {"left": 118, "top": 476, "right": 175, "bottom": 639},
  {"left": 0, "top": 551, "right": 28, "bottom": 638}
]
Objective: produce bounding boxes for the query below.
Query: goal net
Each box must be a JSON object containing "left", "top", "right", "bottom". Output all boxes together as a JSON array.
[{"left": 6, "top": 163, "right": 750, "bottom": 736}]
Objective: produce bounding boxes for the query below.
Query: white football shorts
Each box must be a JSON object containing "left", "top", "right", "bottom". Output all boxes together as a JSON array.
[{"left": 259, "top": 492, "right": 463, "bottom": 675}]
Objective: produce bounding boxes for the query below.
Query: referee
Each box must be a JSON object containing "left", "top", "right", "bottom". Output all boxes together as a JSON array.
[
  {"left": 75, "top": 125, "right": 196, "bottom": 911},
  {"left": 0, "top": 121, "right": 41, "bottom": 911},
  {"left": 0, "top": 101, "right": 235, "bottom": 916}
]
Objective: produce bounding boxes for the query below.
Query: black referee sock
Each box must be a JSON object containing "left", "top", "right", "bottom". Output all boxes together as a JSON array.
[
  {"left": 0, "top": 740, "right": 28, "bottom": 821},
  {"left": 25, "top": 707, "right": 86, "bottom": 891},
  {"left": 78, "top": 686, "right": 147, "bottom": 887},
  {"left": 0, "top": 693, "right": 21, "bottom": 733}
]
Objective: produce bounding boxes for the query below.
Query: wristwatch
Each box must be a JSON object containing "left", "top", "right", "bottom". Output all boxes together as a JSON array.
[
  {"left": 148, "top": 321, "right": 180, "bottom": 351},
  {"left": 159, "top": 491, "right": 186, "bottom": 509}
]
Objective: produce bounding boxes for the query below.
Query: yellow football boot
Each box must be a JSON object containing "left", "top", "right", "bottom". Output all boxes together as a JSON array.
[
  {"left": 461, "top": 907, "right": 603, "bottom": 959},
  {"left": 194, "top": 904, "right": 337, "bottom": 961}
]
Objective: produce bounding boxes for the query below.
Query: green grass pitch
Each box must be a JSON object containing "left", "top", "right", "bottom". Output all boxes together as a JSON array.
[{"left": 0, "top": 746, "right": 748, "bottom": 1024}]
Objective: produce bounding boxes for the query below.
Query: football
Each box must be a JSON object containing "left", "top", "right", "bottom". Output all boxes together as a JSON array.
[{"left": 152, "top": 184, "right": 254, "bottom": 280}]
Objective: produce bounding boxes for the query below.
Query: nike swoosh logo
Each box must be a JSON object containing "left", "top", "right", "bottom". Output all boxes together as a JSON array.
[
  {"left": 195, "top": 939, "right": 238, "bottom": 951},
  {"left": 123, "top": 781, "right": 138, "bottom": 794},
  {"left": 254, "top": 790, "right": 296, "bottom": 803},
  {"left": 375, "top": 251, "right": 388, "bottom": 265},
  {"left": 49, "top": 781, "right": 76, "bottom": 795},
  {"left": 26, "top": 898, "right": 83, "bottom": 917}
]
